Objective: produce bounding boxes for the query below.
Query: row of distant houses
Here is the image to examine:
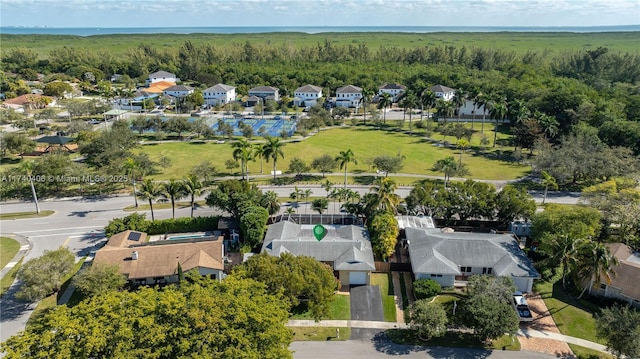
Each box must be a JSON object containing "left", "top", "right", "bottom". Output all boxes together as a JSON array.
[{"left": 137, "top": 70, "right": 464, "bottom": 110}]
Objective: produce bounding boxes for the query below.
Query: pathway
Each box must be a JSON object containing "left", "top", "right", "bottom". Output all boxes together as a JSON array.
[{"left": 0, "top": 234, "right": 31, "bottom": 279}]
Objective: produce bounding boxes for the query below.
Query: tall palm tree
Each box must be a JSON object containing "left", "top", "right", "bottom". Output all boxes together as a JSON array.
[
  {"left": 576, "top": 241, "right": 618, "bottom": 298},
  {"left": 182, "top": 174, "right": 205, "bottom": 217},
  {"left": 312, "top": 198, "right": 329, "bottom": 216},
  {"left": 360, "top": 88, "right": 375, "bottom": 125},
  {"left": 457, "top": 139, "right": 470, "bottom": 165},
  {"left": 452, "top": 89, "right": 466, "bottom": 123},
  {"left": 370, "top": 177, "right": 401, "bottom": 214},
  {"left": 541, "top": 170, "right": 558, "bottom": 205},
  {"left": 20, "top": 160, "right": 40, "bottom": 214},
  {"left": 261, "top": 190, "right": 281, "bottom": 216},
  {"left": 336, "top": 149, "right": 357, "bottom": 189},
  {"left": 477, "top": 92, "right": 489, "bottom": 133},
  {"left": 400, "top": 90, "right": 418, "bottom": 133},
  {"left": 468, "top": 87, "right": 480, "bottom": 130},
  {"left": 289, "top": 186, "right": 303, "bottom": 209},
  {"left": 420, "top": 89, "right": 436, "bottom": 122},
  {"left": 254, "top": 143, "right": 265, "bottom": 173},
  {"left": 123, "top": 157, "right": 140, "bottom": 208},
  {"left": 534, "top": 111, "right": 559, "bottom": 140},
  {"left": 262, "top": 136, "right": 285, "bottom": 180},
  {"left": 137, "top": 179, "right": 162, "bottom": 221},
  {"left": 489, "top": 96, "right": 507, "bottom": 148},
  {"left": 542, "top": 234, "right": 584, "bottom": 289},
  {"left": 378, "top": 92, "right": 392, "bottom": 124},
  {"left": 162, "top": 179, "right": 185, "bottom": 219},
  {"left": 232, "top": 139, "right": 253, "bottom": 181},
  {"left": 435, "top": 99, "right": 454, "bottom": 126},
  {"left": 433, "top": 156, "right": 459, "bottom": 188}
]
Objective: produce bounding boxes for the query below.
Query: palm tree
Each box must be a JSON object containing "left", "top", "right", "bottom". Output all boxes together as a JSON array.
[
  {"left": 452, "top": 89, "right": 466, "bottom": 123},
  {"left": 261, "top": 190, "right": 281, "bottom": 216},
  {"left": 232, "top": 139, "right": 253, "bottom": 181},
  {"left": 182, "top": 174, "right": 205, "bottom": 217},
  {"left": 542, "top": 234, "right": 584, "bottom": 289},
  {"left": 123, "top": 157, "right": 140, "bottom": 208},
  {"left": 576, "top": 241, "right": 618, "bottom": 298},
  {"left": 378, "top": 92, "right": 392, "bottom": 124},
  {"left": 262, "top": 136, "right": 285, "bottom": 180},
  {"left": 535, "top": 111, "right": 559, "bottom": 140},
  {"left": 254, "top": 143, "right": 265, "bottom": 173},
  {"left": 489, "top": 96, "right": 507, "bottom": 148},
  {"left": 477, "top": 92, "right": 489, "bottom": 133},
  {"left": 360, "top": 88, "right": 375, "bottom": 125},
  {"left": 162, "top": 179, "right": 185, "bottom": 219},
  {"left": 336, "top": 149, "right": 357, "bottom": 188},
  {"left": 435, "top": 99, "right": 454, "bottom": 126},
  {"left": 433, "top": 156, "right": 458, "bottom": 188},
  {"left": 400, "top": 90, "right": 418, "bottom": 133},
  {"left": 468, "top": 87, "right": 480, "bottom": 130},
  {"left": 311, "top": 198, "right": 329, "bottom": 214},
  {"left": 322, "top": 180, "right": 333, "bottom": 198},
  {"left": 456, "top": 139, "right": 470, "bottom": 165},
  {"left": 20, "top": 160, "right": 40, "bottom": 214},
  {"left": 137, "top": 179, "right": 162, "bottom": 221},
  {"left": 289, "top": 186, "right": 303, "bottom": 209},
  {"left": 420, "top": 89, "right": 436, "bottom": 122},
  {"left": 370, "top": 177, "right": 401, "bottom": 214},
  {"left": 541, "top": 170, "right": 558, "bottom": 205}
]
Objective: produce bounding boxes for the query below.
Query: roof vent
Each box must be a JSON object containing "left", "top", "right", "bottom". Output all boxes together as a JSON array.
[{"left": 132, "top": 251, "right": 139, "bottom": 260}]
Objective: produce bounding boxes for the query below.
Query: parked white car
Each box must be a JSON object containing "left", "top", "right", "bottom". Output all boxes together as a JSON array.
[{"left": 512, "top": 291, "right": 534, "bottom": 322}]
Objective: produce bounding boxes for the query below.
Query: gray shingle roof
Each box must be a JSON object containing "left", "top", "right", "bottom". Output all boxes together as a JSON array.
[
  {"left": 164, "top": 85, "right": 194, "bottom": 92},
  {"left": 204, "top": 83, "right": 235, "bottom": 92},
  {"left": 379, "top": 83, "right": 406, "bottom": 90},
  {"left": 249, "top": 86, "right": 278, "bottom": 93},
  {"left": 430, "top": 85, "right": 455, "bottom": 93},
  {"left": 336, "top": 85, "right": 363, "bottom": 94},
  {"left": 262, "top": 221, "right": 375, "bottom": 271},
  {"left": 149, "top": 71, "right": 175, "bottom": 78},
  {"left": 406, "top": 228, "right": 539, "bottom": 278},
  {"left": 295, "top": 84, "right": 323, "bottom": 93}
]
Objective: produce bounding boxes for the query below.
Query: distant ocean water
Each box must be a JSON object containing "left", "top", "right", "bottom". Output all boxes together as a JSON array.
[{"left": 1, "top": 25, "right": 639, "bottom": 36}]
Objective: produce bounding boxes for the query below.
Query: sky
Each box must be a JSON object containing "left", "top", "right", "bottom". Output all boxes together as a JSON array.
[{"left": 1, "top": 0, "right": 639, "bottom": 28}]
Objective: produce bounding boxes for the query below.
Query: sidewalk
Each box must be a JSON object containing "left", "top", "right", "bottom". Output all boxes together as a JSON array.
[
  {"left": 0, "top": 234, "right": 31, "bottom": 279},
  {"left": 518, "top": 327, "right": 608, "bottom": 353}
]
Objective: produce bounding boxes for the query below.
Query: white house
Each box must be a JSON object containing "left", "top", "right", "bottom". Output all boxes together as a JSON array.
[
  {"left": 248, "top": 86, "right": 280, "bottom": 102},
  {"left": 406, "top": 227, "right": 540, "bottom": 292},
  {"left": 163, "top": 85, "right": 194, "bottom": 98},
  {"left": 203, "top": 83, "right": 236, "bottom": 106},
  {"left": 378, "top": 83, "right": 406, "bottom": 102},
  {"left": 335, "top": 85, "right": 362, "bottom": 108},
  {"left": 147, "top": 71, "right": 177, "bottom": 85},
  {"left": 430, "top": 85, "right": 455, "bottom": 101},
  {"left": 262, "top": 220, "right": 375, "bottom": 286},
  {"left": 293, "top": 84, "right": 323, "bottom": 107}
]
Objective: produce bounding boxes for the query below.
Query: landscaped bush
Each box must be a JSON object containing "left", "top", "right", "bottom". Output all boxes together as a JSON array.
[
  {"left": 104, "top": 213, "right": 218, "bottom": 237},
  {"left": 413, "top": 278, "right": 442, "bottom": 300}
]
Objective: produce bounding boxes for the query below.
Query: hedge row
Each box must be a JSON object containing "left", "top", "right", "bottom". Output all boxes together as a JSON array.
[{"left": 104, "top": 213, "right": 219, "bottom": 237}]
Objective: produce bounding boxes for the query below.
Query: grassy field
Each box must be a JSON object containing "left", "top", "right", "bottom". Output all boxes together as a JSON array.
[
  {"left": 1, "top": 236, "right": 20, "bottom": 268},
  {"left": 371, "top": 273, "right": 397, "bottom": 322},
  {"left": 0, "top": 258, "right": 22, "bottom": 296},
  {"left": 2, "top": 32, "right": 638, "bottom": 58},
  {"left": 290, "top": 327, "right": 350, "bottom": 341},
  {"left": 291, "top": 294, "right": 351, "bottom": 320},
  {"left": 140, "top": 125, "right": 529, "bottom": 182}
]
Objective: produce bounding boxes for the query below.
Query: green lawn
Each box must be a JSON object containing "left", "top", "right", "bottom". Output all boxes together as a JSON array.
[
  {"left": 140, "top": 126, "right": 530, "bottom": 181},
  {"left": 0, "top": 258, "right": 22, "bottom": 296},
  {"left": 386, "top": 329, "right": 520, "bottom": 351},
  {"left": 291, "top": 294, "right": 351, "bottom": 320},
  {"left": 370, "top": 273, "right": 397, "bottom": 322},
  {"left": 534, "top": 278, "right": 605, "bottom": 345},
  {"left": 570, "top": 344, "right": 614, "bottom": 359},
  {"left": 291, "top": 327, "right": 350, "bottom": 341},
  {"left": 0, "top": 210, "right": 55, "bottom": 220},
  {"left": 1, "top": 236, "right": 20, "bottom": 268}
]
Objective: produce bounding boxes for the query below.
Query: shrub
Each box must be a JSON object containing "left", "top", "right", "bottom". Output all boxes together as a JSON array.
[
  {"left": 413, "top": 279, "right": 442, "bottom": 300},
  {"left": 104, "top": 214, "right": 218, "bottom": 237}
]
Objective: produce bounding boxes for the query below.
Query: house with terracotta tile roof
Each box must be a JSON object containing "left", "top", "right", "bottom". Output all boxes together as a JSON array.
[
  {"left": 2, "top": 94, "right": 55, "bottom": 112},
  {"left": 589, "top": 243, "right": 640, "bottom": 308},
  {"left": 93, "top": 230, "right": 225, "bottom": 286}
]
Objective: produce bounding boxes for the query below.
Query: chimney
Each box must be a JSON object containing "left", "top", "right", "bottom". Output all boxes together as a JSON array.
[{"left": 132, "top": 251, "right": 139, "bottom": 260}]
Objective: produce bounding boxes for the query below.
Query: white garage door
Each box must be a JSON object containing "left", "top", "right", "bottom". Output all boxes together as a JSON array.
[
  {"left": 349, "top": 272, "right": 367, "bottom": 285},
  {"left": 512, "top": 277, "right": 532, "bottom": 292}
]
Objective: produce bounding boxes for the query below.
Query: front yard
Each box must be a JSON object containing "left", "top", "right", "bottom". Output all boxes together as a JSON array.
[
  {"left": 370, "top": 273, "right": 397, "bottom": 322},
  {"left": 291, "top": 293, "right": 351, "bottom": 320}
]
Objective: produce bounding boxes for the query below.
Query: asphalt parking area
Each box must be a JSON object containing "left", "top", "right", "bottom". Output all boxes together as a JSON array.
[{"left": 350, "top": 285, "right": 384, "bottom": 322}]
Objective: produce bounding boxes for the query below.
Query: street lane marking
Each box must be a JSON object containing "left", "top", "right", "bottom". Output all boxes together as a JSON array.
[
  {"left": 62, "top": 236, "right": 72, "bottom": 248},
  {"left": 4, "top": 262, "right": 17, "bottom": 269},
  {"left": 15, "top": 226, "right": 103, "bottom": 234},
  {"left": 19, "top": 245, "right": 29, "bottom": 250},
  {"left": 28, "top": 231, "right": 104, "bottom": 239}
]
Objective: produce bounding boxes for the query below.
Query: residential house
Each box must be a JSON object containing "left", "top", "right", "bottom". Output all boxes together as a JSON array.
[
  {"left": 378, "top": 83, "right": 406, "bottom": 102},
  {"left": 93, "top": 230, "right": 225, "bottom": 286},
  {"left": 144, "top": 81, "right": 177, "bottom": 94},
  {"left": 430, "top": 85, "right": 455, "bottom": 101},
  {"left": 147, "top": 71, "right": 178, "bottom": 85},
  {"left": 163, "top": 85, "right": 194, "bottom": 98},
  {"left": 203, "top": 83, "right": 236, "bottom": 106},
  {"left": 406, "top": 227, "right": 539, "bottom": 292},
  {"left": 335, "top": 85, "right": 362, "bottom": 108},
  {"left": 262, "top": 220, "right": 375, "bottom": 286},
  {"left": 589, "top": 243, "right": 640, "bottom": 308},
  {"left": 293, "top": 84, "right": 323, "bottom": 107},
  {"left": 248, "top": 86, "right": 280, "bottom": 102},
  {"left": 2, "top": 94, "right": 55, "bottom": 112}
]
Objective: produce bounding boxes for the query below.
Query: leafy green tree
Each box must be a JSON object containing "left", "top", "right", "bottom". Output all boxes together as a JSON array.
[
  {"left": 164, "top": 117, "right": 192, "bottom": 139},
  {"left": 79, "top": 119, "right": 138, "bottom": 168},
  {"left": 104, "top": 213, "right": 149, "bottom": 237},
  {"left": 234, "top": 253, "right": 338, "bottom": 321},
  {"left": 367, "top": 212, "right": 399, "bottom": 260},
  {"left": 182, "top": 174, "right": 206, "bottom": 218},
  {"left": 413, "top": 279, "right": 442, "bottom": 300},
  {"left": 463, "top": 293, "right": 519, "bottom": 341},
  {"left": 2, "top": 277, "right": 293, "bottom": 359},
  {"left": 405, "top": 180, "right": 447, "bottom": 217},
  {"left": 262, "top": 136, "right": 285, "bottom": 180},
  {"left": 408, "top": 300, "right": 448, "bottom": 341},
  {"left": 137, "top": 178, "right": 162, "bottom": 221},
  {"left": 433, "top": 156, "right": 468, "bottom": 187},
  {"left": 444, "top": 180, "right": 496, "bottom": 221},
  {"left": 288, "top": 157, "right": 309, "bottom": 176},
  {"left": 162, "top": 179, "right": 185, "bottom": 219},
  {"left": 596, "top": 305, "right": 640, "bottom": 359},
  {"left": 0, "top": 132, "right": 35, "bottom": 158},
  {"left": 73, "top": 263, "right": 126, "bottom": 297},
  {"left": 466, "top": 275, "right": 516, "bottom": 303},
  {"left": 206, "top": 179, "right": 263, "bottom": 218},
  {"left": 336, "top": 149, "right": 357, "bottom": 188},
  {"left": 372, "top": 154, "right": 405, "bottom": 176},
  {"left": 43, "top": 81, "right": 73, "bottom": 97},
  {"left": 239, "top": 206, "right": 269, "bottom": 248},
  {"left": 494, "top": 185, "right": 536, "bottom": 226},
  {"left": 311, "top": 154, "right": 337, "bottom": 177},
  {"left": 531, "top": 204, "right": 602, "bottom": 241},
  {"left": 15, "top": 247, "right": 75, "bottom": 302}
]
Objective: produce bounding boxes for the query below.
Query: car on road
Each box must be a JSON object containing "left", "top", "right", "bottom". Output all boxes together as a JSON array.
[{"left": 512, "top": 291, "right": 534, "bottom": 321}]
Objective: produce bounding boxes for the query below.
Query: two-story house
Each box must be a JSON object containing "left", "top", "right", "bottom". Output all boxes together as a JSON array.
[
  {"left": 163, "top": 85, "right": 194, "bottom": 98},
  {"left": 203, "top": 84, "right": 236, "bottom": 106},
  {"left": 293, "top": 84, "right": 323, "bottom": 107},
  {"left": 335, "top": 85, "right": 362, "bottom": 108},
  {"left": 430, "top": 85, "right": 456, "bottom": 101},
  {"left": 147, "top": 71, "right": 178, "bottom": 86},
  {"left": 248, "top": 86, "right": 280, "bottom": 102},
  {"left": 378, "top": 83, "right": 406, "bottom": 102}
]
